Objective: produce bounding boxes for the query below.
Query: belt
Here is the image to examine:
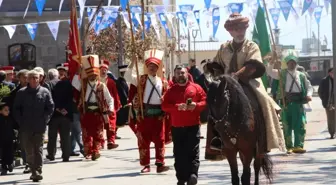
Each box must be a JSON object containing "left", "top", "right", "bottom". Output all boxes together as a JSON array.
[{"left": 143, "top": 103, "right": 163, "bottom": 117}]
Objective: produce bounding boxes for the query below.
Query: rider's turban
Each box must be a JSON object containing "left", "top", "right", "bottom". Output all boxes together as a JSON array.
[{"left": 224, "top": 13, "right": 249, "bottom": 31}]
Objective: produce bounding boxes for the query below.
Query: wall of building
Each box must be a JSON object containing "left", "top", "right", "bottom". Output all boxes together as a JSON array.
[
  {"left": 179, "top": 50, "right": 217, "bottom": 65},
  {"left": 0, "top": 21, "right": 69, "bottom": 69}
]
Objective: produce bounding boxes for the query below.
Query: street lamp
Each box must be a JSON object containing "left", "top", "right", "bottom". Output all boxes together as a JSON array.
[{"left": 192, "top": 29, "right": 199, "bottom": 60}]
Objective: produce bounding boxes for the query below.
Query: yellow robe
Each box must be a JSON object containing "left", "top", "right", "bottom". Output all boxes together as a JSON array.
[{"left": 213, "top": 39, "right": 286, "bottom": 152}]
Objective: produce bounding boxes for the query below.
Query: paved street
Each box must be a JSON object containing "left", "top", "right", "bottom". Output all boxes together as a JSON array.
[{"left": 0, "top": 97, "right": 335, "bottom": 185}]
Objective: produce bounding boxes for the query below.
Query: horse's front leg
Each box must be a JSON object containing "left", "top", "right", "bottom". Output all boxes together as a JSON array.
[
  {"left": 239, "top": 150, "right": 253, "bottom": 185},
  {"left": 225, "top": 149, "right": 239, "bottom": 185}
]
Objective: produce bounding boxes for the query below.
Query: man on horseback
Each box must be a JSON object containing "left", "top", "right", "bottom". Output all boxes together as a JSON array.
[
  {"left": 205, "top": 13, "right": 285, "bottom": 161},
  {"left": 266, "top": 49, "right": 313, "bottom": 154}
]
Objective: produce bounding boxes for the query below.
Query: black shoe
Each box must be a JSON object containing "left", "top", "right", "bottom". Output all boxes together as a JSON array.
[
  {"left": 70, "top": 152, "right": 80, "bottom": 157},
  {"left": 32, "top": 174, "right": 43, "bottom": 182},
  {"left": 46, "top": 155, "right": 55, "bottom": 161},
  {"left": 210, "top": 137, "right": 222, "bottom": 151},
  {"left": 116, "top": 136, "right": 121, "bottom": 139},
  {"left": 23, "top": 165, "right": 31, "bottom": 174},
  {"left": 331, "top": 135, "right": 334, "bottom": 139},
  {"left": 1, "top": 170, "right": 8, "bottom": 175},
  {"left": 80, "top": 149, "right": 85, "bottom": 156},
  {"left": 62, "top": 158, "right": 70, "bottom": 162},
  {"left": 177, "top": 181, "right": 185, "bottom": 185},
  {"left": 8, "top": 164, "right": 13, "bottom": 172},
  {"left": 187, "top": 174, "right": 198, "bottom": 185}
]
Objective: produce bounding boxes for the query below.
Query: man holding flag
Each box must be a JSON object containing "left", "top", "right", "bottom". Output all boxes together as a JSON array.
[{"left": 205, "top": 11, "right": 285, "bottom": 161}]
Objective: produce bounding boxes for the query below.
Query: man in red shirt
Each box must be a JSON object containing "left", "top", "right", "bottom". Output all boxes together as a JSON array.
[{"left": 162, "top": 65, "right": 206, "bottom": 185}]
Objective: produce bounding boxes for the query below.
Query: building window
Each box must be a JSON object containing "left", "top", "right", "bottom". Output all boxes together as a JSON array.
[{"left": 7, "top": 43, "right": 36, "bottom": 70}]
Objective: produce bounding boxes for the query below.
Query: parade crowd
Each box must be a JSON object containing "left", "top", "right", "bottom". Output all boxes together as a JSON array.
[{"left": 0, "top": 12, "right": 335, "bottom": 185}]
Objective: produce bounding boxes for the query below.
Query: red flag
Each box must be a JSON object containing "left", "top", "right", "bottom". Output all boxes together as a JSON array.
[{"left": 67, "top": 0, "right": 82, "bottom": 81}]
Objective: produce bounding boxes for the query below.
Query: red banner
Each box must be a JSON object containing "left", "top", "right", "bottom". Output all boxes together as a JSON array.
[{"left": 67, "top": 0, "right": 82, "bottom": 81}]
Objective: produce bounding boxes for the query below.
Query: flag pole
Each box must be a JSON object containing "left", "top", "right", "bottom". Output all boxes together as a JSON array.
[
  {"left": 127, "top": 3, "right": 144, "bottom": 119},
  {"left": 71, "top": 0, "right": 85, "bottom": 113},
  {"left": 261, "top": 0, "right": 286, "bottom": 108}
]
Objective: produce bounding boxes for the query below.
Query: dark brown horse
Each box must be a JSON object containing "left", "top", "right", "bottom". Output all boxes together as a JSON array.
[{"left": 207, "top": 75, "right": 273, "bottom": 185}]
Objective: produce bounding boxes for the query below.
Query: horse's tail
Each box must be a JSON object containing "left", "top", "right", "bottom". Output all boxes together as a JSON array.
[{"left": 261, "top": 153, "right": 273, "bottom": 183}]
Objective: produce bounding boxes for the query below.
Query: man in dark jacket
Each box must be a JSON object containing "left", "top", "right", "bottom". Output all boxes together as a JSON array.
[
  {"left": 188, "top": 59, "right": 202, "bottom": 82},
  {"left": 13, "top": 70, "right": 54, "bottom": 182},
  {"left": 318, "top": 68, "right": 335, "bottom": 139},
  {"left": 115, "top": 65, "right": 129, "bottom": 138},
  {"left": 195, "top": 60, "right": 211, "bottom": 124},
  {"left": 46, "top": 69, "right": 73, "bottom": 162}
]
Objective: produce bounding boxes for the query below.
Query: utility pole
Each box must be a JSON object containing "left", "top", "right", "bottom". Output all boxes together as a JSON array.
[
  {"left": 116, "top": 0, "right": 124, "bottom": 66},
  {"left": 317, "top": 0, "right": 321, "bottom": 57},
  {"left": 80, "top": 8, "right": 87, "bottom": 55},
  {"left": 332, "top": 0, "right": 336, "bottom": 122},
  {"left": 192, "top": 29, "right": 198, "bottom": 60}
]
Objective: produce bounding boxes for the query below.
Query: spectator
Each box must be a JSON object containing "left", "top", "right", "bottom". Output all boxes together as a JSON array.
[
  {"left": 0, "top": 102, "right": 15, "bottom": 175},
  {"left": 188, "top": 58, "right": 201, "bottom": 82},
  {"left": 162, "top": 66, "right": 206, "bottom": 185},
  {"left": 13, "top": 70, "right": 54, "bottom": 182},
  {"left": 318, "top": 68, "right": 335, "bottom": 139},
  {"left": 46, "top": 69, "right": 73, "bottom": 162},
  {"left": 4, "top": 69, "right": 30, "bottom": 173}
]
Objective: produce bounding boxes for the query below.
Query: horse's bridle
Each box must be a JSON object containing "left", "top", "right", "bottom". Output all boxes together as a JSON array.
[
  {"left": 208, "top": 79, "right": 240, "bottom": 145},
  {"left": 208, "top": 80, "right": 230, "bottom": 125}
]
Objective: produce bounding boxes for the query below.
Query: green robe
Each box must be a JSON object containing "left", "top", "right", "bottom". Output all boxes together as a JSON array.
[{"left": 277, "top": 70, "right": 307, "bottom": 149}]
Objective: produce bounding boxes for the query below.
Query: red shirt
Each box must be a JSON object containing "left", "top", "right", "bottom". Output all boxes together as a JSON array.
[{"left": 162, "top": 81, "right": 206, "bottom": 127}]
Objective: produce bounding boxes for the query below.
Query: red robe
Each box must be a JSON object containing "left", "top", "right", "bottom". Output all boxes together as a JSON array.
[
  {"left": 79, "top": 80, "right": 110, "bottom": 156},
  {"left": 103, "top": 78, "right": 121, "bottom": 145},
  {"left": 128, "top": 74, "right": 167, "bottom": 166}
]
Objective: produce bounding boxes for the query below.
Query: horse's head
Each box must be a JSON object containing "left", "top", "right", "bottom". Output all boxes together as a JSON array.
[
  {"left": 207, "top": 75, "right": 251, "bottom": 131},
  {"left": 207, "top": 75, "right": 231, "bottom": 124}
]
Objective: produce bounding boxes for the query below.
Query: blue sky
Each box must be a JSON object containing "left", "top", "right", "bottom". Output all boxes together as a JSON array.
[{"left": 175, "top": 0, "right": 332, "bottom": 51}]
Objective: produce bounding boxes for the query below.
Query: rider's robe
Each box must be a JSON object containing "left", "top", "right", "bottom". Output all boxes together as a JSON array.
[{"left": 207, "top": 39, "right": 285, "bottom": 159}]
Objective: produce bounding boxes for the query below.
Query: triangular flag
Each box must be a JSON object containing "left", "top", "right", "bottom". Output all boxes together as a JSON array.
[
  {"left": 120, "top": 0, "right": 129, "bottom": 11},
  {"left": 302, "top": 0, "right": 313, "bottom": 15},
  {"left": 47, "top": 21, "right": 60, "bottom": 40},
  {"left": 4, "top": 25, "right": 16, "bottom": 39},
  {"left": 35, "top": 0, "right": 46, "bottom": 16},
  {"left": 0, "top": 0, "right": 3, "bottom": 8},
  {"left": 108, "top": 0, "right": 111, "bottom": 6},
  {"left": 59, "top": 0, "right": 65, "bottom": 14},
  {"left": 77, "top": 0, "right": 87, "bottom": 19},
  {"left": 25, "top": 23, "right": 38, "bottom": 40}
]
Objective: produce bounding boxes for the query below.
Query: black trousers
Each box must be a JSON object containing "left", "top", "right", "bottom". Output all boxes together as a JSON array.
[
  {"left": 172, "top": 125, "right": 200, "bottom": 182},
  {"left": 0, "top": 140, "right": 14, "bottom": 170},
  {"left": 47, "top": 116, "right": 71, "bottom": 159}
]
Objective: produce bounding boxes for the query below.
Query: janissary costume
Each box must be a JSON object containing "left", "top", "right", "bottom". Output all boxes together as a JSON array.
[
  {"left": 99, "top": 60, "right": 121, "bottom": 150},
  {"left": 125, "top": 49, "right": 170, "bottom": 173},
  {"left": 72, "top": 55, "right": 114, "bottom": 160},
  {"left": 206, "top": 13, "right": 285, "bottom": 160},
  {"left": 266, "top": 49, "right": 313, "bottom": 154}
]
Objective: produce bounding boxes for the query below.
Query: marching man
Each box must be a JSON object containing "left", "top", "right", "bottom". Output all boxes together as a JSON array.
[
  {"left": 99, "top": 60, "right": 121, "bottom": 149},
  {"left": 72, "top": 55, "right": 114, "bottom": 160},
  {"left": 125, "top": 49, "right": 170, "bottom": 173},
  {"left": 266, "top": 49, "right": 313, "bottom": 154}
]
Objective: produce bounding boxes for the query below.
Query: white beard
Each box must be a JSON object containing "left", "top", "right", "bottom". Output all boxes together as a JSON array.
[{"left": 233, "top": 38, "right": 245, "bottom": 43}]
